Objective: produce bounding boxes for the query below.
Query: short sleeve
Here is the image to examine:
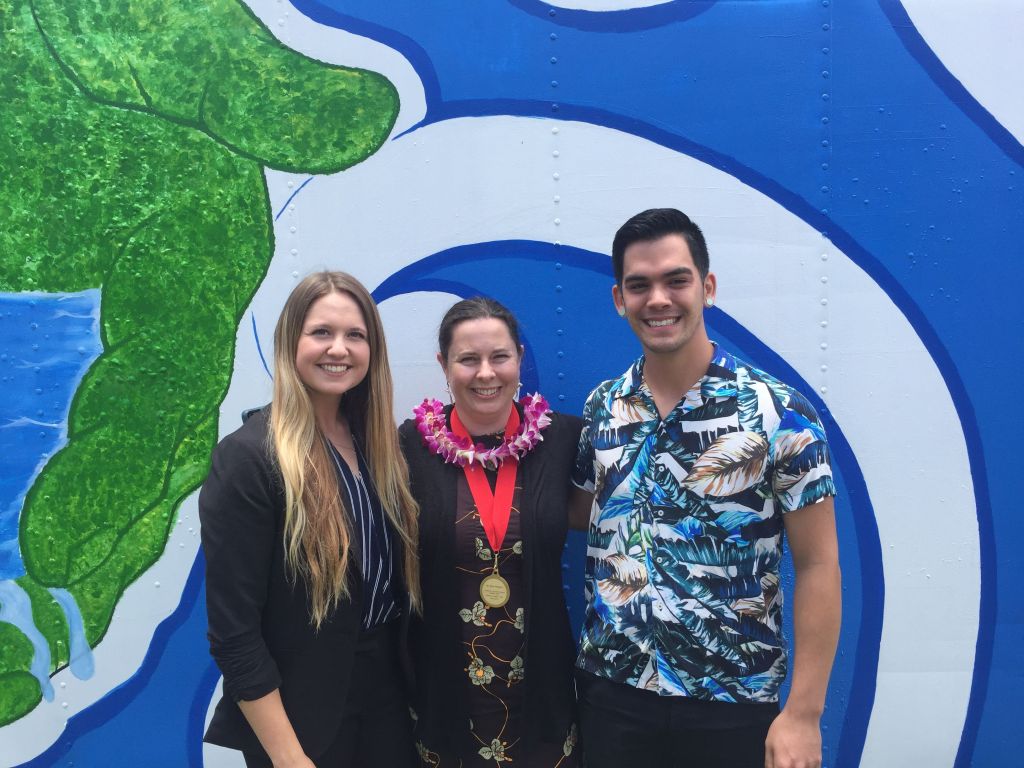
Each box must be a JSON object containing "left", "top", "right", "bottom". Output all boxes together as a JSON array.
[
  {"left": 571, "top": 393, "right": 597, "bottom": 492},
  {"left": 769, "top": 390, "right": 836, "bottom": 513}
]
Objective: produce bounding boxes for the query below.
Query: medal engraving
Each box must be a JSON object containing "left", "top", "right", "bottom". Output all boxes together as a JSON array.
[{"left": 480, "top": 573, "right": 511, "bottom": 608}]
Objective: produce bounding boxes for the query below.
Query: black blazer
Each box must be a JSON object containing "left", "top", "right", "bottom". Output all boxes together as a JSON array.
[
  {"left": 399, "top": 408, "right": 582, "bottom": 756},
  {"left": 199, "top": 408, "right": 407, "bottom": 758}
]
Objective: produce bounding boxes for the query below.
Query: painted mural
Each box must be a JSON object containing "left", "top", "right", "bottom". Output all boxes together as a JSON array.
[
  {"left": 0, "top": 0, "right": 399, "bottom": 743},
  {"left": 0, "top": 1, "right": 1020, "bottom": 766}
]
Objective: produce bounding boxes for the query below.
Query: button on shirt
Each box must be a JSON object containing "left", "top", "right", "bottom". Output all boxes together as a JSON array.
[{"left": 572, "top": 346, "right": 835, "bottom": 703}]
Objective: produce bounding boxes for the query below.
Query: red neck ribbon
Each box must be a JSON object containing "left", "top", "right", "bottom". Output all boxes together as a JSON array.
[{"left": 449, "top": 406, "right": 520, "bottom": 555}]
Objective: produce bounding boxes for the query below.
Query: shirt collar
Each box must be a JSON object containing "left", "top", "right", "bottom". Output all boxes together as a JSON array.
[
  {"left": 614, "top": 356, "right": 646, "bottom": 400},
  {"left": 613, "top": 342, "right": 738, "bottom": 403},
  {"left": 703, "top": 343, "right": 738, "bottom": 400}
]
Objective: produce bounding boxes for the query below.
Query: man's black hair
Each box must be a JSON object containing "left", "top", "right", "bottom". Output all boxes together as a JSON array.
[{"left": 611, "top": 208, "right": 709, "bottom": 283}]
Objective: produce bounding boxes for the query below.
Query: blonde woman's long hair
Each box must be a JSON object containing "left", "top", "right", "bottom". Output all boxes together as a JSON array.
[{"left": 270, "top": 271, "right": 420, "bottom": 628}]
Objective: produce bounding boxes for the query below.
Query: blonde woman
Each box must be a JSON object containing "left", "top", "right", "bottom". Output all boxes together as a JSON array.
[{"left": 200, "top": 272, "right": 420, "bottom": 768}]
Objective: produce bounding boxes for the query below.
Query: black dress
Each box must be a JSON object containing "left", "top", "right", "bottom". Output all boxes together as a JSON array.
[{"left": 400, "top": 407, "right": 582, "bottom": 767}]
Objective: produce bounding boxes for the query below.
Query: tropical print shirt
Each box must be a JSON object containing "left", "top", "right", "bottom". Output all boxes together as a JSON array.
[{"left": 572, "top": 345, "right": 835, "bottom": 703}]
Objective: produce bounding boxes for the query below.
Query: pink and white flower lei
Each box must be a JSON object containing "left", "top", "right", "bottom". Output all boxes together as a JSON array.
[{"left": 413, "top": 393, "right": 553, "bottom": 469}]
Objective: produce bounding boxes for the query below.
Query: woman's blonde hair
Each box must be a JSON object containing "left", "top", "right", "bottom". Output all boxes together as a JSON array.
[{"left": 270, "top": 271, "right": 420, "bottom": 627}]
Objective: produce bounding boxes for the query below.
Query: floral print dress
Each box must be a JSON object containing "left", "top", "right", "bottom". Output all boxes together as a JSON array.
[{"left": 414, "top": 468, "right": 577, "bottom": 767}]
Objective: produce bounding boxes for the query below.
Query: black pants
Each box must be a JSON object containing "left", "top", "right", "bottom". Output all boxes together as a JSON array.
[
  {"left": 576, "top": 670, "right": 778, "bottom": 768},
  {"left": 244, "top": 621, "right": 415, "bottom": 768}
]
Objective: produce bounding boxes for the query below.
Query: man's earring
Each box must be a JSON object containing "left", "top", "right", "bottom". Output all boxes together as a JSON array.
[
  {"left": 705, "top": 298, "right": 714, "bottom": 308},
  {"left": 616, "top": 306, "right": 626, "bottom": 317}
]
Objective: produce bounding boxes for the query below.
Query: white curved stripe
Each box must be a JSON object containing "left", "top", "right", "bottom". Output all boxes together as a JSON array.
[
  {"left": 233, "top": 116, "right": 979, "bottom": 767},
  {"left": 901, "top": 0, "right": 1023, "bottom": 143},
  {"left": 546, "top": 0, "right": 671, "bottom": 10}
]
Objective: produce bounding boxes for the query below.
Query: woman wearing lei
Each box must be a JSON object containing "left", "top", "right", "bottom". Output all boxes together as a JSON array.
[{"left": 400, "top": 297, "right": 581, "bottom": 767}]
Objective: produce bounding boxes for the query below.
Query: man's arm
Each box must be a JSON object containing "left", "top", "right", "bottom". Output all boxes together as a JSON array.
[
  {"left": 765, "top": 497, "right": 841, "bottom": 768},
  {"left": 568, "top": 485, "right": 594, "bottom": 531}
]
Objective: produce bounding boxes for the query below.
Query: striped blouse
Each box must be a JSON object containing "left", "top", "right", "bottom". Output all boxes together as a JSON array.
[{"left": 327, "top": 440, "right": 400, "bottom": 629}]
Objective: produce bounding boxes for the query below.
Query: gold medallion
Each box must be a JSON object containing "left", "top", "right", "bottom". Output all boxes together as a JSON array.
[{"left": 480, "top": 572, "right": 511, "bottom": 608}]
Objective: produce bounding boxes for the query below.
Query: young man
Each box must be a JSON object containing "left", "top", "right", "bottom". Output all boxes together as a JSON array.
[{"left": 570, "top": 209, "right": 841, "bottom": 768}]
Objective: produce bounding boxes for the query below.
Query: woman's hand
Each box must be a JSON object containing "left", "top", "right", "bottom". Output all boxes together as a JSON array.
[{"left": 274, "top": 754, "right": 317, "bottom": 768}]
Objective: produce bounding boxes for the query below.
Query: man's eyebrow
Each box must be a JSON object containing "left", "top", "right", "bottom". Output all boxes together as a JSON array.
[
  {"left": 662, "top": 267, "right": 693, "bottom": 278},
  {"left": 623, "top": 266, "right": 693, "bottom": 282}
]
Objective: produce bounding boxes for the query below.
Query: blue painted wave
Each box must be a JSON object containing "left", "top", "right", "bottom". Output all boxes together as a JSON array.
[{"left": 0, "top": 291, "right": 102, "bottom": 580}]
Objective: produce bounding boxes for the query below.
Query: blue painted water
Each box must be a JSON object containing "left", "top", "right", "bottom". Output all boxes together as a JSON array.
[
  {"left": 49, "top": 587, "right": 96, "bottom": 680},
  {"left": 0, "top": 291, "right": 102, "bottom": 579}
]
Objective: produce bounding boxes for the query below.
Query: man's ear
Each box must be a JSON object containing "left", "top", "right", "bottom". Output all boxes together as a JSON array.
[
  {"left": 612, "top": 284, "right": 626, "bottom": 317},
  {"left": 703, "top": 272, "right": 717, "bottom": 307}
]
